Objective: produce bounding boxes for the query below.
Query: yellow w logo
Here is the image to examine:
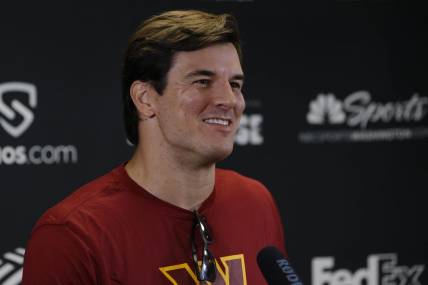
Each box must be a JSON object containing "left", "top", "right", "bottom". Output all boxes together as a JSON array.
[{"left": 159, "top": 254, "right": 247, "bottom": 285}]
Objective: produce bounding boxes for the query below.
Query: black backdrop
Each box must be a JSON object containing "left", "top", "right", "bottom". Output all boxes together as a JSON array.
[{"left": 0, "top": 1, "right": 427, "bottom": 284}]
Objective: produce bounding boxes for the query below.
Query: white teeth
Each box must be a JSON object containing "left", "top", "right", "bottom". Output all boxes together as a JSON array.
[{"left": 204, "top": 118, "right": 230, "bottom": 126}]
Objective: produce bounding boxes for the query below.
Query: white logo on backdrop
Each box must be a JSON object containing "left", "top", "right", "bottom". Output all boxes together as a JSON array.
[
  {"left": 307, "top": 94, "right": 346, "bottom": 125},
  {"left": 0, "top": 248, "right": 24, "bottom": 285},
  {"left": 299, "top": 91, "right": 428, "bottom": 143},
  {"left": 306, "top": 91, "right": 427, "bottom": 128},
  {"left": 312, "top": 253, "right": 425, "bottom": 285},
  {"left": 235, "top": 113, "right": 264, "bottom": 146},
  {"left": 0, "top": 82, "right": 79, "bottom": 166},
  {"left": 0, "top": 82, "right": 37, "bottom": 138}
]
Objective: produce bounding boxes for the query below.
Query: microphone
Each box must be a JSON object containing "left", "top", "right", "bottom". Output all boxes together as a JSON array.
[{"left": 257, "top": 246, "right": 303, "bottom": 285}]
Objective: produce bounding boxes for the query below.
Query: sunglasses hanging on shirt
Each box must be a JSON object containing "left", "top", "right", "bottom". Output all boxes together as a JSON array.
[{"left": 191, "top": 210, "right": 217, "bottom": 282}]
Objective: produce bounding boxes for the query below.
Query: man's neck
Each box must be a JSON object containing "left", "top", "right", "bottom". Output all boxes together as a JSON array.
[{"left": 125, "top": 146, "right": 216, "bottom": 211}]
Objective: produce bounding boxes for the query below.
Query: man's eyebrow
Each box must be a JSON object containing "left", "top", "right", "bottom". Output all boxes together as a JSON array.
[
  {"left": 184, "top": 69, "right": 216, "bottom": 79},
  {"left": 231, "top": 74, "right": 245, "bottom": 82},
  {"left": 184, "top": 69, "right": 245, "bottom": 81}
]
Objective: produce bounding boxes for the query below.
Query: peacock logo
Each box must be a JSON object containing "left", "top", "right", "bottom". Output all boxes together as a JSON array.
[{"left": 306, "top": 94, "right": 346, "bottom": 125}]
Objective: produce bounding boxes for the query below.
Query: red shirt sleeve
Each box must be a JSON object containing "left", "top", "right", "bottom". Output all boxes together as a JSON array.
[{"left": 22, "top": 224, "right": 99, "bottom": 285}]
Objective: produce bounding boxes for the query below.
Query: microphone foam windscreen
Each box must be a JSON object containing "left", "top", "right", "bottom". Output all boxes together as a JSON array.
[{"left": 257, "top": 246, "right": 302, "bottom": 285}]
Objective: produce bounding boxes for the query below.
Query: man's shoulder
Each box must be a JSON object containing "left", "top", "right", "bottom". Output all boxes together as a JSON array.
[
  {"left": 33, "top": 166, "right": 123, "bottom": 230},
  {"left": 214, "top": 168, "right": 278, "bottom": 215},
  {"left": 215, "top": 168, "right": 269, "bottom": 194}
]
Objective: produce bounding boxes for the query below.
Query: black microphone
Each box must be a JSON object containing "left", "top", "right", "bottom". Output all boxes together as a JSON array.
[{"left": 257, "top": 246, "right": 303, "bottom": 285}]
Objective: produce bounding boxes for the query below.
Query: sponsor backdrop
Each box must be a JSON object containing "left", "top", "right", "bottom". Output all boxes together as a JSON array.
[{"left": 0, "top": 1, "right": 426, "bottom": 284}]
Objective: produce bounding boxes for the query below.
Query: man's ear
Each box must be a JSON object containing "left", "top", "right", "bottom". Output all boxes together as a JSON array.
[{"left": 129, "top": 80, "right": 156, "bottom": 119}]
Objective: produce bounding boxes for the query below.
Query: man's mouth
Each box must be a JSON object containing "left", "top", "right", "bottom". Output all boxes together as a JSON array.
[{"left": 202, "top": 118, "right": 232, "bottom": 126}]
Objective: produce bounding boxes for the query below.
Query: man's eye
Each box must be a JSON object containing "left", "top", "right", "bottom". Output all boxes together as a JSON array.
[
  {"left": 230, "top": 82, "right": 242, "bottom": 90},
  {"left": 194, "top": 79, "right": 211, "bottom": 87}
]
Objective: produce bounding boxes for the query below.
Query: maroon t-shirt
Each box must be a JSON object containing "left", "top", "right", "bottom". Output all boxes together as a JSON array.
[{"left": 23, "top": 165, "right": 285, "bottom": 284}]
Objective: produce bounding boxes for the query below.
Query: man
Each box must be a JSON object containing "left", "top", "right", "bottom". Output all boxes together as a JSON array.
[{"left": 23, "top": 10, "right": 285, "bottom": 284}]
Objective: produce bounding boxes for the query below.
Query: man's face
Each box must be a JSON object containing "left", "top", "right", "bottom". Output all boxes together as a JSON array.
[{"left": 153, "top": 43, "right": 245, "bottom": 165}]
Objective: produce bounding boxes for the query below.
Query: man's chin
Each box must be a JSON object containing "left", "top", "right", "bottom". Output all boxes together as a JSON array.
[{"left": 205, "top": 145, "right": 234, "bottom": 164}]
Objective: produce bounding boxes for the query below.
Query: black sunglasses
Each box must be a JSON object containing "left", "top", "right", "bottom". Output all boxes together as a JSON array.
[{"left": 191, "top": 210, "right": 217, "bottom": 282}]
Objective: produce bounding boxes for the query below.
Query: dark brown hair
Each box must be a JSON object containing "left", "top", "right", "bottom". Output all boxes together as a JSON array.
[{"left": 122, "top": 10, "right": 242, "bottom": 145}]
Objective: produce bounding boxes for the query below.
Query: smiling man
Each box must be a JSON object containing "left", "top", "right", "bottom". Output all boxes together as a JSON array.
[{"left": 23, "top": 10, "right": 286, "bottom": 285}]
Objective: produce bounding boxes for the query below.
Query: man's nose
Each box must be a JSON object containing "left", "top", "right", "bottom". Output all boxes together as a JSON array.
[{"left": 213, "top": 80, "right": 237, "bottom": 109}]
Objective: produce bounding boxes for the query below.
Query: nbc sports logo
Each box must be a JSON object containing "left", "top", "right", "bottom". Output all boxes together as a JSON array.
[
  {"left": 306, "top": 91, "right": 428, "bottom": 128},
  {"left": 306, "top": 94, "right": 346, "bottom": 125},
  {"left": 300, "top": 91, "right": 428, "bottom": 143},
  {"left": 0, "top": 82, "right": 37, "bottom": 138}
]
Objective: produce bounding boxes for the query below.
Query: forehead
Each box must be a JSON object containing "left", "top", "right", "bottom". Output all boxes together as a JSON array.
[{"left": 169, "top": 43, "right": 243, "bottom": 77}]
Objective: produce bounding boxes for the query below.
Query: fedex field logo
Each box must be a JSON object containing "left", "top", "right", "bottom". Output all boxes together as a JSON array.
[
  {"left": 307, "top": 91, "right": 428, "bottom": 128},
  {"left": 312, "top": 253, "right": 425, "bottom": 285},
  {"left": 0, "top": 82, "right": 37, "bottom": 138}
]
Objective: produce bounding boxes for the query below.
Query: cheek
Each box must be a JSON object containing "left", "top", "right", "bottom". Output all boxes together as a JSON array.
[
  {"left": 179, "top": 94, "right": 209, "bottom": 118},
  {"left": 237, "top": 94, "right": 246, "bottom": 114}
]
